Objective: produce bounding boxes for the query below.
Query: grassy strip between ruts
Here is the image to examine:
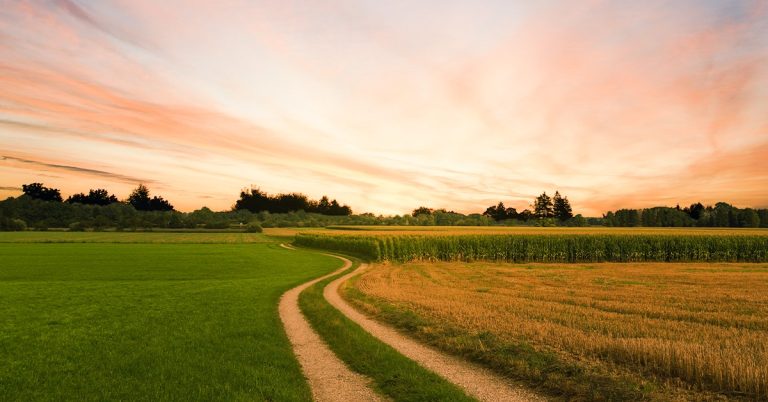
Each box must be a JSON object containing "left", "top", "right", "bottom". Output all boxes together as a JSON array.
[
  {"left": 297, "top": 256, "right": 476, "bottom": 402},
  {"left": 341, "top": 274, "right": 663, "bottom": 401}
]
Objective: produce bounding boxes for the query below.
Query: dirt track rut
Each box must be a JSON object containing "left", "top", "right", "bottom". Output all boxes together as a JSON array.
[
  {"left": 324, "top": 259, "right": 546, "bottom": 402},
  {"left": 278, "top": 244, "right": 383, "bottom": 401}
]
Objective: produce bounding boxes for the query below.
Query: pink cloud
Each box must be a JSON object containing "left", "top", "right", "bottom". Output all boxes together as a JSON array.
[{"left": 1, "top": 1, "right": 766, "bottom": 214}]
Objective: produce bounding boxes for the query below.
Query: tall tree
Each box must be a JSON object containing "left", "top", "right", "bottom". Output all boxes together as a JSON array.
[
  {"left": 234, "top": 187, "right": 271, "bottom": 212},
  {"left": 533, "top": 192, "right": 554, "bottom": 218},
  {"left": 316, "top": 196, "right": 332, "bottom": 214},
  {"left": 685, "top": 202, "right": 705, "bottom": 220},
  {"left": 21, "top": 183, "right": 62, "bottom": 202},
  {"left": 552, "top": 191, "right": 573, "bottom": 221},
  {"left": 127, "top": 184, "right": 152, "bottom": 211},
  {"left": 127, "top": 184, "right": 174, "bottom": 211},
  {"left": 483, "top": 202, "right": 505, "bottom": 221}
]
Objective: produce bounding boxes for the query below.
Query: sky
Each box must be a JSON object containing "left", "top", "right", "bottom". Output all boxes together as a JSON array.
[{"left": 1, "top": 0, "right": 767, "bottom": 215}]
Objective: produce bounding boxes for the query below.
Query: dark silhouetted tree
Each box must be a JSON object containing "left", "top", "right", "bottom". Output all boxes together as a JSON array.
[
  {"left": 552, "top": 191, "right": 573, "bottom": 221},
  {"left": 685, "top": 202, "right": 705, "bottom": 220},
  {"left": 326, "top": 199, "right": 352, "bottom": 216},
  {"left": 235, "top": 187, "right": 271, "bottom": 212},
  {"left": 273, "top": 193, "right": 309, "bottom": 213},
  {"left": 127, "top": 184, "right": 174, "bottom": 211},
  {"left": 127, "top": 184, "right": 151, "bottom": 210},
  {"left": 316, "top": 196, "right": 332, "bottom": 214},
  {"left": 483, "top": 202, "right": 518, "bottom": 221},
  {"left": 21, "top": 183, "right": 62, "bottom": 202},
  {"left": 67, "top": 189, "right": 118, "bottom": 206},
  {"left": 149, "top": 196, "right": 174, "bottom": 211},
  {"left": 533, "top": 192, "right": 554, "bottom": 218}
]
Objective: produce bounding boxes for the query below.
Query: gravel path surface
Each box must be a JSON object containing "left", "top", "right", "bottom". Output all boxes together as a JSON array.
[
  {"left": 325, "top": 260, "right": 546, "bottom": 402},
  {"left": 278, "top": 244, "right": 384, "bottom": 402}
]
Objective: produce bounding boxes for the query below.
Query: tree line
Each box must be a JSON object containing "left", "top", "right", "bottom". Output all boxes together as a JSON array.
[
  {"left": 1, "top": 183, "right": 359, "bottom": 231},
  {"left": 21, "top": 183, "right": 174, "bottom": 211},
  {"left": 603, "top": 202, "right": 768, "bottom": 228},
  {"left": 2, "top": 182, "right": 766, "bottom": 230}
]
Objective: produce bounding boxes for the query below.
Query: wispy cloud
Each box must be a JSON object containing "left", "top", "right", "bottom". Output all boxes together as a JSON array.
[
  {"left": 2, "top": 156, "right": 154, "bottom": 185},
  {"left": 0, "top": 1, "right": 766, "bottom": 214}
]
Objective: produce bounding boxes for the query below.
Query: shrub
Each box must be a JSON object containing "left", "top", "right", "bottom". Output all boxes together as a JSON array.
[
  {"left": 7, "top": 218, "right": 27, "bottom": 231},
  {"left": 244, "top": 222, "right": 263, "bottom": 233}
]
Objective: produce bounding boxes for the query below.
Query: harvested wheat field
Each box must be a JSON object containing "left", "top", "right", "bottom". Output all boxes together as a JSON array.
[{"left": 348, "top": 262, "right": 768, "bottom": 400}]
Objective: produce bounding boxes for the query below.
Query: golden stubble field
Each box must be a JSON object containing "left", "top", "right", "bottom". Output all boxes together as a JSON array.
[{"left": 353, "top": 261, "right": 768, "bottom": 399}]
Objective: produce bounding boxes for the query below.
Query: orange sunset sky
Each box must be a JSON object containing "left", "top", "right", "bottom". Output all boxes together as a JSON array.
[{"left": 1, "top": 1, "right": 767, "bottom": 215}]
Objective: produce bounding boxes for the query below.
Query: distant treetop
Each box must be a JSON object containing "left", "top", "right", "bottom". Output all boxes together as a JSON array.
[
  {"left": 127, "top": 184, "right": 174, "bottom": 211},
  {"left": 234, "top": 186, "right": 352, "bottom": 215},
  {"left": 21, "top": 183, "right": 62, "bottom": 202}
]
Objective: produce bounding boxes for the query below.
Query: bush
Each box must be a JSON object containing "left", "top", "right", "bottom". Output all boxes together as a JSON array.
[
  {"left": 244, "top": 222, "right": 263, "bottom": 233},
  {"left": 69, "top": 221, "right": 87, "bottom": 232},
  {"left": 7, "top": 218, "right": 27, "bottom": 231}
]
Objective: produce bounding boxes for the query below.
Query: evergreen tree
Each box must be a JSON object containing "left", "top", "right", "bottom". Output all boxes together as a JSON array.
[
  {"left": 533, "top": 192, "right": 554, "bottom": 218},
  {"left": 552, "top": 191, "right": 573, "bottom": 221},
  {"left": 127, "top": 184, "right": 152, "bottom": 211}
]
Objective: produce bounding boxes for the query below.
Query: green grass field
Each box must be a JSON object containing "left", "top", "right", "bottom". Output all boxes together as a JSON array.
[
  {"left": 0, "top": 231, "right": 271, "bottom": 243},
  {"left": 0, "top": 234, "right": 341, "bottom": 401}
]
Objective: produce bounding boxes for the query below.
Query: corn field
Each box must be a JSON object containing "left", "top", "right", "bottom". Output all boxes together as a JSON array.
[{"left": 294, "top": 233, "right": 768, "bottom": 262}]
